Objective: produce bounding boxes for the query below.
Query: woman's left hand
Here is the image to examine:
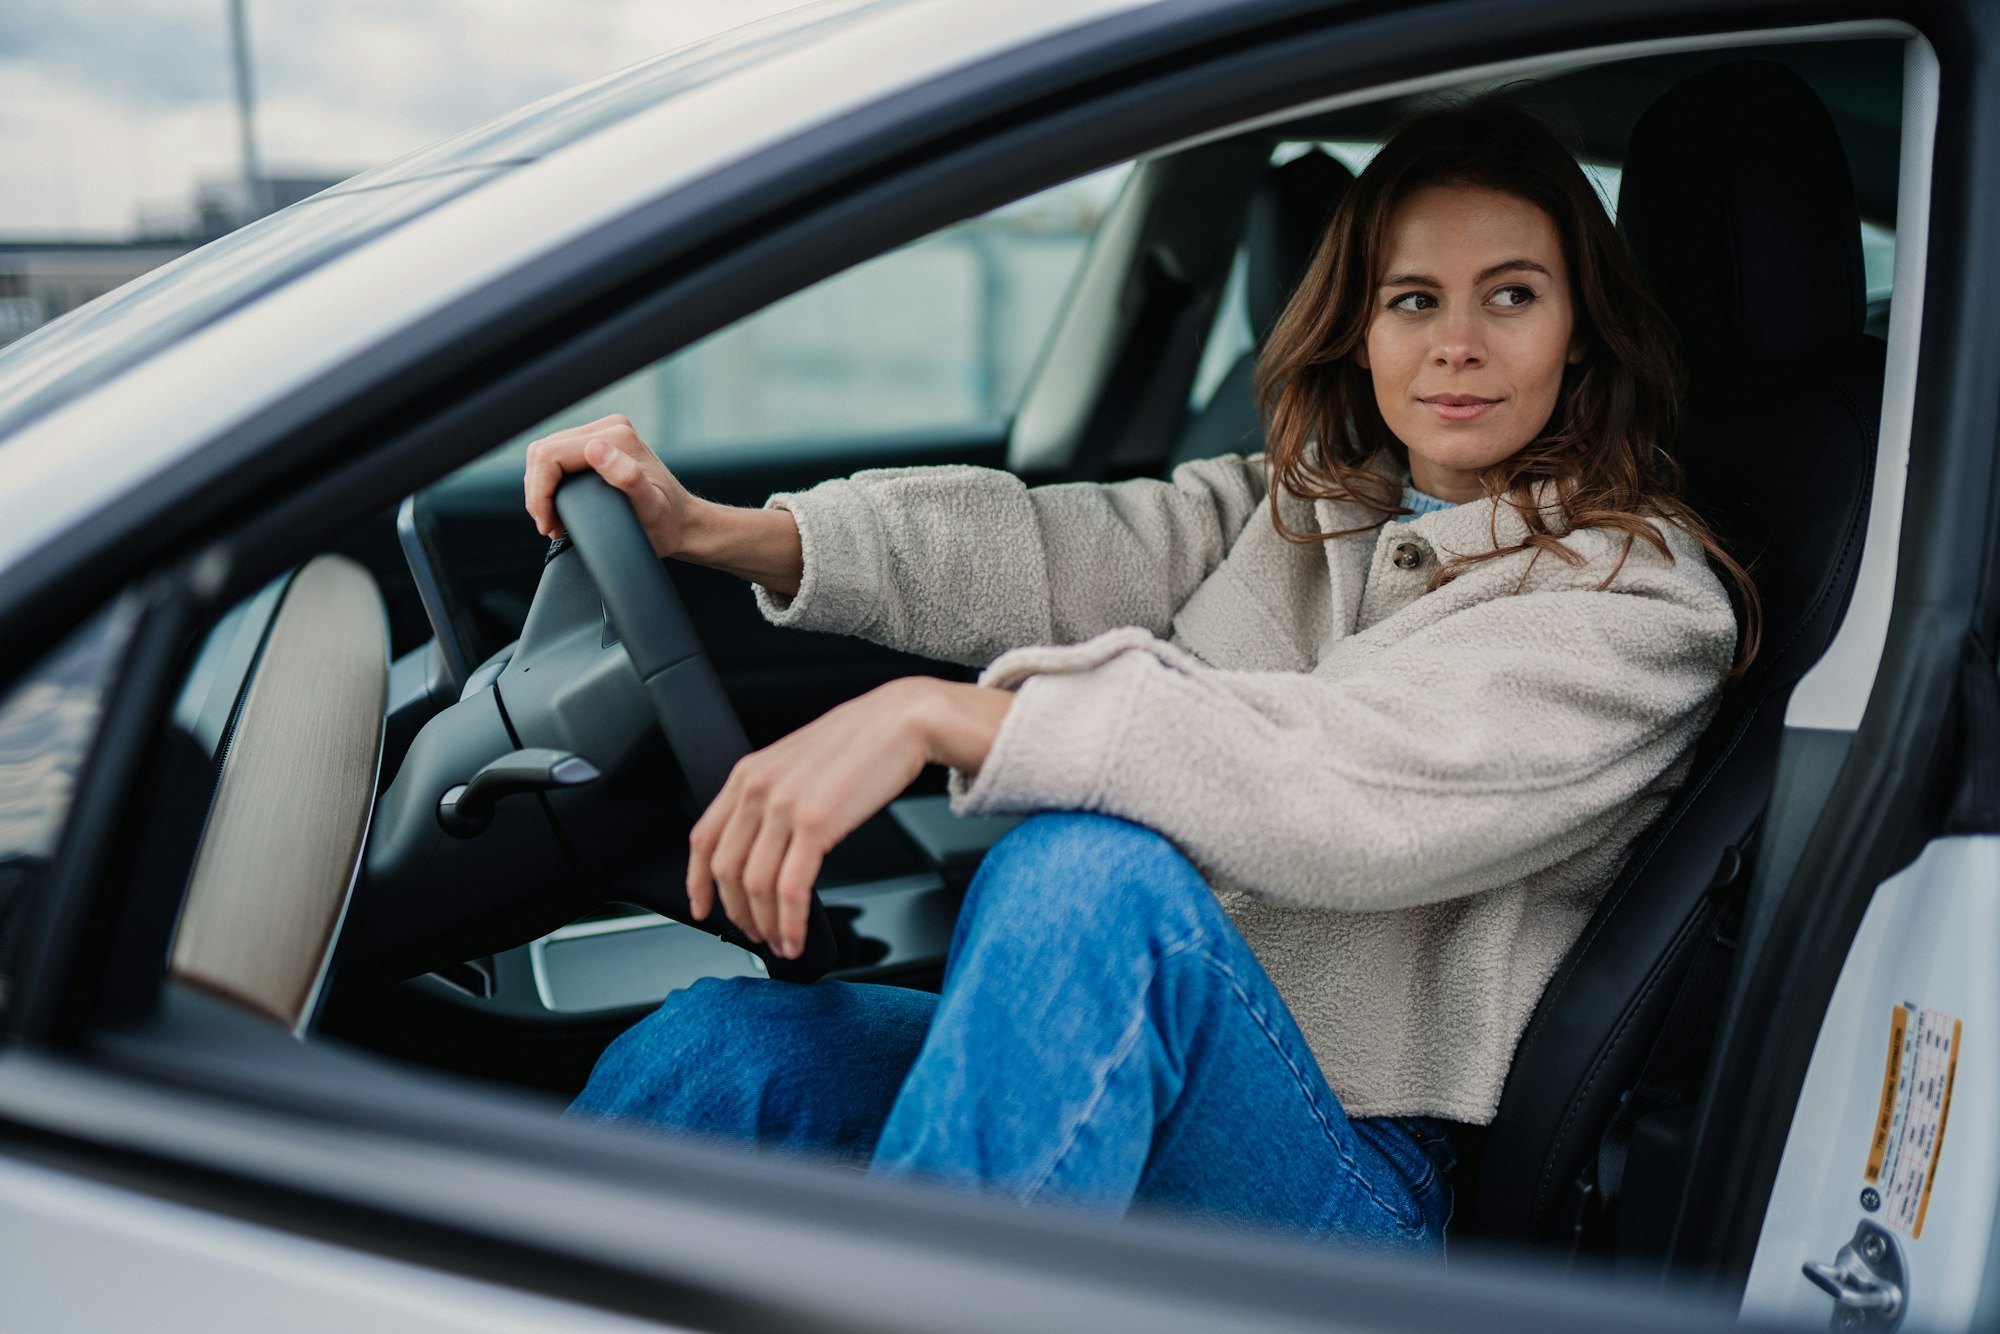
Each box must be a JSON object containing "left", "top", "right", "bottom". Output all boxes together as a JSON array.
[{"left": 687, "top": 677, "right": 1012, "bottom": 959}]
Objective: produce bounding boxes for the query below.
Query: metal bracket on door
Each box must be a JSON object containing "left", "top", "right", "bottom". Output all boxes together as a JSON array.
[{"left": 1802, "top": 1219, "right": 1905, "bottom": 1331}]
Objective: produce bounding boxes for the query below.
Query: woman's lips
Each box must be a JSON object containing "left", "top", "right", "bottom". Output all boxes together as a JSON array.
[{"left": 1419, "top": 394, "right": 1500, "bottom": 422}]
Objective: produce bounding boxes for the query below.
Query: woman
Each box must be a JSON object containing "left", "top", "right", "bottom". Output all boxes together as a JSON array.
[{"left": 522, "top": 102, "right": 1749, "bottom": 1251}]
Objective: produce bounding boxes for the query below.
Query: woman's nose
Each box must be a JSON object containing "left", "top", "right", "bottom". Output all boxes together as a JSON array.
[{"left": 1430, "top": 312, "right": 1485, "bottom": 369}]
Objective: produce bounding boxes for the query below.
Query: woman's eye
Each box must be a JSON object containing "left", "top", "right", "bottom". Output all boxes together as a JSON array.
[
  {"left": 1388, "top": 291, "right": 1436, "bottom": 312},
  {"left": 1490, "top": 284, "right": 1537, "bottom": 308}
]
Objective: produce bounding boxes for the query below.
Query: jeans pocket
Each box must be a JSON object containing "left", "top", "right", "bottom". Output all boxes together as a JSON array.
[
  {"left": 1340, "top": 1117, "right": 1448, "bottom": 1247},
  {"left": 1400, "top": 1117, "right": 1460, "bottom": 1177},
  {"left": 1397, "top": 1118, "right": 1458, "bottom": 1241}
]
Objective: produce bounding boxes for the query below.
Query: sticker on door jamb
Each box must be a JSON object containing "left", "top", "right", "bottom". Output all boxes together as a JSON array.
[{"left": 1864, "top": 1002, "right": 1961, "bottom": 1239}]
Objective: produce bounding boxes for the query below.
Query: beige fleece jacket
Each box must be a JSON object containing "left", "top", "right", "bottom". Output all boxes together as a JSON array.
[{"left": 755, "top": 455, "right": 1737, "bottom": 1123}]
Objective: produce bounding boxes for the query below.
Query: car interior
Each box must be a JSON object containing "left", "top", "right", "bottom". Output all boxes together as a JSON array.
[{"left": 103, "top": 32, "right": 1905, "bottom": 1278}]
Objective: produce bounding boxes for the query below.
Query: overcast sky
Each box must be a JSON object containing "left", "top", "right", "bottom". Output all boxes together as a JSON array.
[{"left": 0, "top": 0, "right": 816, "bottom": 238}]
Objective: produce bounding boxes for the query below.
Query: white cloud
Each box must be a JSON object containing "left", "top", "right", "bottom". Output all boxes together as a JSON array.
[
  {"left": 0, "top": 0, "right": 816, "bottom": 238},
  {"left": 0, "top": 61, "right": 241, "bottom": 234}
]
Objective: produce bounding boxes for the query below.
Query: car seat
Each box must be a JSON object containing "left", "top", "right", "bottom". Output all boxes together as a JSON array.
[
  {"left": 1164, "top": 148, "right": 1352, "bottom": 469},
  {"left": 1467, "top": 60, "right": 1887, "bottom": 1261}
]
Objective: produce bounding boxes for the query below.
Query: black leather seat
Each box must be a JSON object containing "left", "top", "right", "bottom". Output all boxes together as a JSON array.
[
  {"left": 1469, "top": 61, "right": 1885, "bottom": 1254},
  {"left": 1166, "top": 149, "right": 1352, "bottom": 469}
]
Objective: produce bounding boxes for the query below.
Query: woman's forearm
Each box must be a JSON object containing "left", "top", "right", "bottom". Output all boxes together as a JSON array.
[
  {"left": 910, "top": 679, "right": 1014, "bottom": 775},
  {"left": 676, "top": 499, "right": 804, "bottom": 597}
]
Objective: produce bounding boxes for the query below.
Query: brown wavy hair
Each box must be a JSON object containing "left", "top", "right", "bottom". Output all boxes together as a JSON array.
[{"left": 1253, "top": 99, "right": 1758, "bottom": 670}]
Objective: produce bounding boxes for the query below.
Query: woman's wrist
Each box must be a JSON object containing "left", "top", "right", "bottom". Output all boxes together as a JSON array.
[
  {"left": 675, "top": 498, "right": 803, "bottom": 597},
  {"left": 902, "top": 678, "right": 1013, "bottom": 776},
  {"left": 670, "top": 494, "right": 731, "bottom": 561}
]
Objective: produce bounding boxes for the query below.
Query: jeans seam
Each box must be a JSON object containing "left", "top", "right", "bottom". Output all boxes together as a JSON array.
[
  {"left": 1023, "top": 933, "right": 1204, "bottom": 1202},
  {"left": 1192, "top": 947, "right": 1427, "bottom": 1241},
  {"left": 1035, "top": 922, "right": 1424, "bottom": 1240}
]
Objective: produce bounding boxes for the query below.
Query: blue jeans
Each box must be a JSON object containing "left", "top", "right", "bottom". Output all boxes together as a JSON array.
[{"left": 570, "top": 812, "right": 1455, "bottom": 1252}]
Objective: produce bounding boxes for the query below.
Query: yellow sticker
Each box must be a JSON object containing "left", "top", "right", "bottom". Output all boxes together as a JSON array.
[
  {"left": 1865, "top": 1005, "right": 1906, "bottom": 1183},
  {"left": 1863, "top": 1003, "right": 1961, "bottom": 1239}
]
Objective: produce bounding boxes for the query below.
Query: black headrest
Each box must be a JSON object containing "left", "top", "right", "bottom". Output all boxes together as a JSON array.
[
  {"left": 1618, "top": 61, "right": 1866, "bottom": 386},
  {"left": 1245, "top": 149, "right": 1353, "bottom": 340}
]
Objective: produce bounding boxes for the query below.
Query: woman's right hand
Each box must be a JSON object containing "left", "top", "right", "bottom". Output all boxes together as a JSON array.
[
  {"left": 523, "top": 414, "right": 696, "bottom": 558},
  {"left": 521, "top": 412, "right": 806, "bottom": 596}
]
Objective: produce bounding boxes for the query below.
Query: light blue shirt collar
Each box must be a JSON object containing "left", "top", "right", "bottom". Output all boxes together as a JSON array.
[{"left": 1400, "top": 485, "right": 1459, "bottom": 519}]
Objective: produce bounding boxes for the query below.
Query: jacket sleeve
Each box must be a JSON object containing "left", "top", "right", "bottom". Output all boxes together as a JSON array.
[
  {"left": 753, "top": 456, "right": 1266, "bottom": 667},
  {"left": 948, "top": 576, "right": 1737, "bottom": 912}
]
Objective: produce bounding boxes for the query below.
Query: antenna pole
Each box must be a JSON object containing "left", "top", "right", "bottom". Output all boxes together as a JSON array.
[{"left": 228, "top": 0, "right": 264, "bottom": 217}]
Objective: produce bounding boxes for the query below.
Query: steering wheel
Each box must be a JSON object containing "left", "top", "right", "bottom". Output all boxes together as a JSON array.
[{"left": 552, "top": 472, "right": 837, "bottom": 982}]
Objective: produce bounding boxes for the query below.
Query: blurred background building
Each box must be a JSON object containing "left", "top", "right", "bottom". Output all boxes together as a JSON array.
[{"left": 0, "top": 174, "right": 340, "bottom": 343}]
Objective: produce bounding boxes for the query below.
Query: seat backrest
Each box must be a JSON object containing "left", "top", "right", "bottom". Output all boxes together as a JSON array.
[
  {"left": 1165, "top": 149, "right": 1351, "bottom": 470},
  {"left": 1471, "top": 61, "right": 1886, "bottom": 1247}
]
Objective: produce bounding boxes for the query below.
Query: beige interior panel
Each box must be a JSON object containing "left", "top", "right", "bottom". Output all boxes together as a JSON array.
[{"left": 171, "top": 554, "right": 388, "bottom": 1032}]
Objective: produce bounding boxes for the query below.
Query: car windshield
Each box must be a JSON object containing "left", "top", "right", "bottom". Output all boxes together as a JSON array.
[{"left": 0, "top": 0, "right": 902, "bottom": 446}]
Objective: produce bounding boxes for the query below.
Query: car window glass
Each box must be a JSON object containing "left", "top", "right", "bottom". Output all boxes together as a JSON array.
[
  {"left": 0, "top": 603, "right": 138, "bottom": 1024},
  {"left": 327, "top": 0, "right": 901, "bottom": 196},
  {"left": 473, "top": 162, "right": 1135, "bottom": 468},
  {"left": 1188, "top": 141, "right": 1381, "bottom": 414},
  {"left": 0, "top": 0, "right": 902, "bottom": 449},
  {"left": 1859, "top": 220, "right": 1896, "bottom": 298}
]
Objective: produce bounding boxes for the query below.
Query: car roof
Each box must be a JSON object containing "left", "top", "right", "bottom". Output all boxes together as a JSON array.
[{"left": 0, "top": 0, "right": 1165, "bottom": 583}]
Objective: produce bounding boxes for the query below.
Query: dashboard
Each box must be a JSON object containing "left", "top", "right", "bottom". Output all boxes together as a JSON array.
[{"left": 159, "top": 535, "right": 1014, "bottom": 1052}]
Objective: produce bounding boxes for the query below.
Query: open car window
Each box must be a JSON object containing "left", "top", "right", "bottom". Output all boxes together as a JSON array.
[
  {"left": 108, "top": 25, "right": 1917, "bottom": 1144},
  {"left": 463, "top": 162, "right": 1134, "bottom": 475}
]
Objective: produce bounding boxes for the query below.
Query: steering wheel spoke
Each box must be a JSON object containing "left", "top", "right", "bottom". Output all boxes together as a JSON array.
[{"left": 553, "top": 473, "right": 837, "bottom": 982}]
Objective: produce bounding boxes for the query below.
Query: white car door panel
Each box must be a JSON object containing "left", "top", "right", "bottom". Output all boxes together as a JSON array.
[{"left": 1744, "top": 835, "right": 2000, "bottom": 1330}]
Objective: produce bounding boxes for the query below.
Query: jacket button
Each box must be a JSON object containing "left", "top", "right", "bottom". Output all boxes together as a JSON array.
[{"left": 1392, "top": 541, "right": 1425, "bottom": 570}]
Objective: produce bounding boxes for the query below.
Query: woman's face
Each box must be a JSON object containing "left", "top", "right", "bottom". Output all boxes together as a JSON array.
[{"left": 1356, "top": 183, "right": 1581, "bottom": 503}]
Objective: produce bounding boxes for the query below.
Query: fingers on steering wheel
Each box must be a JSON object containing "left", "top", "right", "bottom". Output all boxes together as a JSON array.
[
  {"left": 523, "top": 438, "right": 568, "bottom": 539},
  {"left": 586, "top": 437, "right": 650, "bottom": 497},
  {"left": 523, "top": 416, "right": 641, "bottom": 538},
  {"left": 524, "top": 429, "right": 599, "bottom": 538}
]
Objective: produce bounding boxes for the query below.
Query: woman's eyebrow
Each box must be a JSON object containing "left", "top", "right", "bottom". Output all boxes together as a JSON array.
[
  {"left": 1474, "top": 258, "right": 1553, "bottom": 283},
  {"left": 1377, "top": 259, "right": 1554, "bottom": 288}
]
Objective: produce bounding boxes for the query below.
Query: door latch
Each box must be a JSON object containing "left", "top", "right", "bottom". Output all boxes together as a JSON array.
[{"left": 1802, "top": 1219, "right": 1904, "bottom": 1331}]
